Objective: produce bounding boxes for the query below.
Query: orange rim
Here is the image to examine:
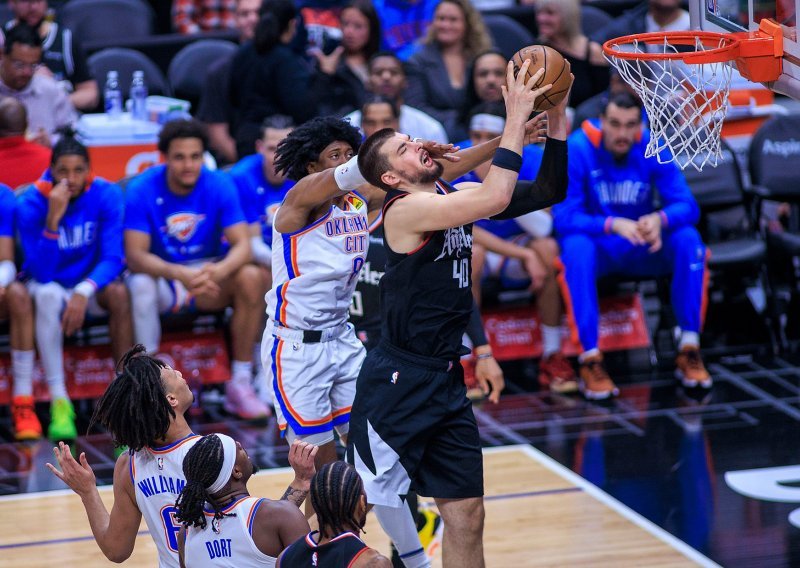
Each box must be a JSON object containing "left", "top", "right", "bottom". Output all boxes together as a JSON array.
[{"left": 602, "top": 30, "right": 741, "bottom": 64}]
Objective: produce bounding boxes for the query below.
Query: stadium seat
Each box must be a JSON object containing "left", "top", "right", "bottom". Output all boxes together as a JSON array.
[
  {"left": 581, "top": 5, "right": 613, "bottom": 37},
  {"left": 59, "top": 0, "right": 155, "bottom": 44},
  {"left": 168, "top": 39, "right": 238, "bottom": 108},
  {"left": 682, "top": 142, "right": 776, "bottom": 349},
  {"left": 88, "top": 48, "right": 170, "bottom": 111},
  {"left": 749, "top": 113, "right": 800, "bottom": 345},
  {"left": 483, "top": 14, "right": 535, "bottom": 60}
]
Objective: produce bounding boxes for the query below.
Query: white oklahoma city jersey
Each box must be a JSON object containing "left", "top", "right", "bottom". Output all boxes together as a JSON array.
[
  {"left": 267, "top": 192, "right": 369, "bottom": 329},
  {"left": 184, "top": 496, "right": 276, "bottom": 568},
  {"left": 129, "top": 434, "right": 201, "bottom": 568}
]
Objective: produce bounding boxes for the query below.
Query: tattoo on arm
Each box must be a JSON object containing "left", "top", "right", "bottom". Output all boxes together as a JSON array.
[{"left": 280, "top": 485, "right": 309, "bottom": 508}]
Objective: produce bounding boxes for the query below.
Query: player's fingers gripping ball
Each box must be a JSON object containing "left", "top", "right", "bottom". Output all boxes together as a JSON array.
[{"left": 512, "top": 45, "right": 572, "bottom": 111}]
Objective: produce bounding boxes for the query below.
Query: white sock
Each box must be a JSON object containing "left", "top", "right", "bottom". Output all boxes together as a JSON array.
[
  {"left": 11, "top": 349, "right": 35, "bottom": 397},
  {"left": 33, "top": 283, "right": 68, "bottom": 400},
  {"left": 373, "top": 504, "right": 430, "bottom": 568},
  {"left": 126, "top": 273, "right": 161, "bottom": 352},
  {"left": 679, "top": 331, "right": 700, "bottom": 350},
  {"left": 231, "top": 360, "right": 252, "bottom": 385},
  {"left": 579, "top": 348, "right": 600, "bottom": 363},
  {"left": 541, "top": 325, "right": 561, "bottom": 358}
]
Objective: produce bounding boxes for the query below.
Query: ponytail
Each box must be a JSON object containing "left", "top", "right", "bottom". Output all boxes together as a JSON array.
[{"left": 254, "top": 0, "right": 297, "bottom": 54}]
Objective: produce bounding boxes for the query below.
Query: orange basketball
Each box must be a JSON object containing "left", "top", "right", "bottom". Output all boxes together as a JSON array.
[{"left": 511, "top": 45, "right": 571, "bottom": 111}]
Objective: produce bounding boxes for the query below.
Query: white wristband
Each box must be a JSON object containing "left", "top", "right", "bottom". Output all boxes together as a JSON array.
[
  {"left": 250, "top": 236, "right": 273, "bottom": 267},
  {"left": 333, "top": 155, "right": 367, "bottom": 192},
  {"left": 74, "top": 280, "right": 96, "bottom": 299},
  {"left": 0, "top": 260, "right": 15, "bottom": 288}
]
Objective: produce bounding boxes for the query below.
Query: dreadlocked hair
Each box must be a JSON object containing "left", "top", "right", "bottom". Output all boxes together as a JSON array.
[
  {"left": 88, "top": 344, "right": 173, "bottom": 452},
  {"left": 175, "top": 435, "right": 234, "bottom": 530},
  {"left": 273, "top": 116, "right": 362, "bottom": 181},
  {"left": 52, "top": 126, "right": 90, "bottom": 165},
  {"left": 311, "top": 461, "right": 366, "bottom": 539}
]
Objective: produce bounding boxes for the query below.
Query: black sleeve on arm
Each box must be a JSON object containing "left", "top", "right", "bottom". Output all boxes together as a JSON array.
[
  {"left": 465, "top": 298, "right": 489, "bottom": 348},
  {"left": 490, "top": 138, "right": 568, "bottom": 221}
]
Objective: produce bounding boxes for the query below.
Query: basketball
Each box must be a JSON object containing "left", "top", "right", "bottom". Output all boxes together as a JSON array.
[{"left": 511, "top": 45, "right": 571, "bottom": 111}]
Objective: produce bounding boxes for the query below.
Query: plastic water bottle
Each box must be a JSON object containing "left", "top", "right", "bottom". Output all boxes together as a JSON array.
[
  {"left": 130, "top": 70, "right": 148, "bottom": 121},
  {"left": 104, "top": 70, "right": 123, "bottom": 119}
]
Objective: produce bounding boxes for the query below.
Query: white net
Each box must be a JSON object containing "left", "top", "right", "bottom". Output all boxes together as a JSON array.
[{"left": 605, "top": 35, "right": 735, "bottom": 171}]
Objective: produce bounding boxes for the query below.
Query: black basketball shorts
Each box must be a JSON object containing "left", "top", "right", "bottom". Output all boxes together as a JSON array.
[{"left": 346, "top": 341, "right": 484, "bottom": 507}]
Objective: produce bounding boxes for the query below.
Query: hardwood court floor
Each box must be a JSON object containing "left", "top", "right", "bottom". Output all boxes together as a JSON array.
[{"left": 0, "top": 445, "right": 716, "bottom": 567}]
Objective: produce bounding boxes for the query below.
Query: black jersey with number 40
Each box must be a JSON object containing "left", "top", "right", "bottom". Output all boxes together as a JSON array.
[{"left": 379, "top": 180, "right": 473, "bottom": 361}]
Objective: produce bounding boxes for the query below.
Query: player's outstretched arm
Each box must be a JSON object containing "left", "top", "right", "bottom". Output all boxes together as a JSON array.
[
  {"left": 387, "top": 61, "right": 548, "bottom": 234},
  {"left": 47, "top": 443, "right": 142, "bottom": 562},
  {"left": 281, "top": 440, "right": 317, "bottom": 508}
]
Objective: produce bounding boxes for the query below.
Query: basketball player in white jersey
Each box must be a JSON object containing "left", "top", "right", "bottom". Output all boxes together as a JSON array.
[
  {"left": 47, "top": 345, "right": 314, "bottom": 567},
  {"left": 176, "top": 433, "right": 315, "bottom": 567}
]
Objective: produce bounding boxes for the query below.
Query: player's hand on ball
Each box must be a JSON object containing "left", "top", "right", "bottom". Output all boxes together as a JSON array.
[
  {"left": 524, "top": 113, "right": 548, "bottom": 145},
  {"left": 503, "top": 60, "right": 551, "bottom": 121},
  {"left": 288, "top": 439, "right": 318, "bottom": 482},
  {"left": 46, "top": 442, "right": 97, "bottom": 496}
]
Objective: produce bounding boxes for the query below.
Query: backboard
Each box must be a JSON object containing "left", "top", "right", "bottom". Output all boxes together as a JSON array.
[{"left": 692, "top": 0, "right": 800, "bottom": 98}]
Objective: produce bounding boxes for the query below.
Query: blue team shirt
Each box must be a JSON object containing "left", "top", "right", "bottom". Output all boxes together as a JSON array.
[
  {"left": 452, "top": 140, "right": 545, "bottom": 239},
  {"left": 124, "top": 165, "right": 246, "bottom": 264},
  {"left": 228, "top": 154, "right": 294, "bottom": 247},
  {"left": 553, "top": 119, "right": 699, "bottom": 237},
  {"left": 0, "top": 184, "right": 15, "bottom": 239},
  {"left": 17, "top": 171, "right": 124, "bottom": 289},
  {"left": 373, "top": 0, "right": 438, "bottom": 60}
]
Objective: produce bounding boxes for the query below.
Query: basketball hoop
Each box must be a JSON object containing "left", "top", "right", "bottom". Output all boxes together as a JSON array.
[{"left": 603, "top": 20, "right": 784, "bottom": 171}]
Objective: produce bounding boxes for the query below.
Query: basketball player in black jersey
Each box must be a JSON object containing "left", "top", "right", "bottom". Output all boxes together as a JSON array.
[
  {"left": 347, "top": 61, "right": 572, "bottom": 567},
  {"left": 278, "top": 461, "right": 391, "bottom": 567}
]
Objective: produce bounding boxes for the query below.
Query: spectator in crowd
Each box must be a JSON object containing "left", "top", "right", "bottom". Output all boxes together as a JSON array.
[
  {"left": 553, "top": 92, "right": 710, "bottom": 400},
  {"left": 229, "top": 115, "right": 295, "bottom": 273},
  {"left": 17, "top": 131, "right": 131, "bottom": 441},
  {"left": 310, "top": 0, "right": 381, "bottom": 116},
  {"left": 535, "top": 0, "right": 609, "bottom": 108},
  {"left": 124, "top": 119, "right": 271, "bottom": 420},
  {"left": 277, "top": 461, "right": 391, "bottom": 567},
  {"left": 359, "top": 95, "right": 400, "bottom": 139},
  {"left": 459, "top": 48, "right": 505, "bottom": 126},
  {"left": 0, "top": 23, "right": 75, "bottom": 147},
  {"left": 372, "top": 0, "right": 438, "bottom": 61},
  {"left": 196, "top": 0, "right": 261, "bottom": 165},
  {"left": 0, "top": 180, "right": 36, "bottom": 443},
  {"left": 406, "top": 0, "right": 492, "bottom": 141},
  {"left": 593, "top": 0, "right": 690, "bottom": 45},
  {"left": 452, "top": 102, "right": 575, "bottom": 392},
  {"left": 230, "top": 0, "right": 317, "bottom": 158},
  {"left": 3, "top": 0, "right": 98, "bottom": 111},
  {"left": 173, "top": 0, "right": 238, "bottom": 34},
  {"left": 175, "top": 435, "right": 315, "bottom": 567},
  {"left": 0, "top": 96, "right": 50, "bottom": 188},
  {"left": 345, "top": 52, "right": 448, "bottom": 142}
]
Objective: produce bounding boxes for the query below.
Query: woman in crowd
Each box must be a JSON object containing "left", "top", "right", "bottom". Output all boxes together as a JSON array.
[
  {"left": 312, "top": 0, "right": 382, "bottom": 116},
  {"left": 535, "top": 0, "right": 609, "bottom": 108},
  {"left": 459, "top": 48, "right": 506, "bottom": 134},
  {"left": 405, "top": 0, "right": 492, "bottom": 141}
]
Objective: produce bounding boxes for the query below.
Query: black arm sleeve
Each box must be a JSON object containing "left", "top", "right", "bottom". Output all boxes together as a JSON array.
[
  {"left": 490, "top": 137, "right": 568, "bottom": 221},
  {"left": 465, "top": 298, "right": 489, "bottom": 348}
]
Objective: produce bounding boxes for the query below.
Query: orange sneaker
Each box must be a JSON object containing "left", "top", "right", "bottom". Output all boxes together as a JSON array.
[
  {"left": 539, "top": 353, "right": 578, "bottom": 393},
  {"left": 579, "top": 353, "right": 619, "bottom": 400},
  {"left": 675, "top": 346, "right": 712, "bottom": 389},
  {"left": 12, "top": 395, "right": 42, "bottom": 441}
]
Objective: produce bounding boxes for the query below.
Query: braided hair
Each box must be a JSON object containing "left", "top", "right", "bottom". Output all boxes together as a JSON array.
[
  {"left": 273, "top": 116, "right": 362, "bottom": 182},
  {"left": 88, "top": 345, "right": 174, "bottom": 452},
  {"left": 175, "top": 435, "right": 234, "bottom": 529},
  {"left": 311, "top": 461, "right": 366, "bottom": 539},
  {"left": 51, "top": 126, "right": 90, "bottom": 165}
]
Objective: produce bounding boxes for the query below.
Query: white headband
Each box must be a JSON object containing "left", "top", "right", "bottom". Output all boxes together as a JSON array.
[
  {"left": 207, "top": 434, "right": 237, "bottom": 494},
  {"left": 469, "top": 113, "right": 505, "bottom": 135}
]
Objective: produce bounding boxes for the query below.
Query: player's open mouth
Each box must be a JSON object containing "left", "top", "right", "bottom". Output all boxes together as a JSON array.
[{"left": 421, "top": 152, "right": 432, "bottom": 166}]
